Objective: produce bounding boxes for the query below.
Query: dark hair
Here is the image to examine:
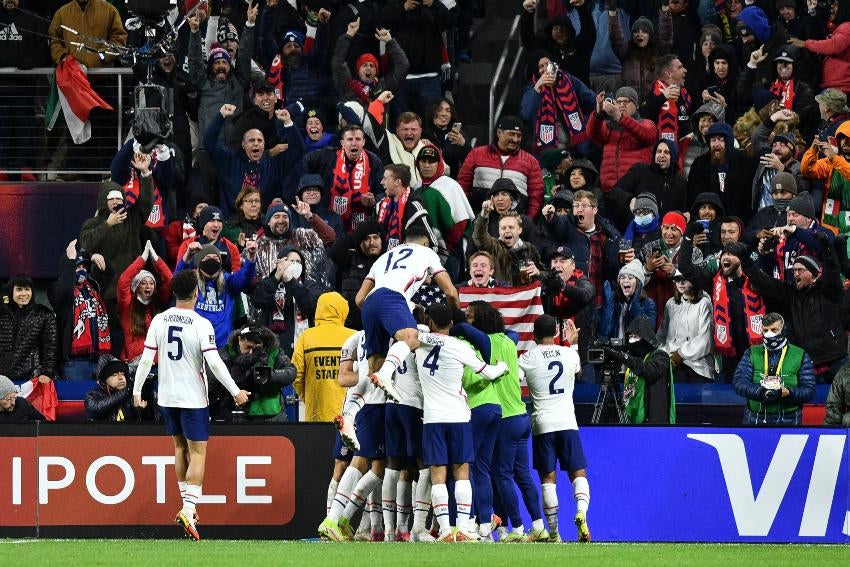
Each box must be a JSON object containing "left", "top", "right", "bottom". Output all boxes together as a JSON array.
[
  {"left": 404, "top": 225, "right": 431, "bottom": 245},
  {"left": 7, "top": 273, "right": 34, "bottom": 293},
  {"left": 171, "top": 269, "right": 199, "bottom": 301},
  {"left": 469, "top": 301, "right": 505, "bottom": 334},
  {"left": 413, "top": 305, "right": 428, "bottom": 325},
  {"left": 762, "top": 312, "right": 785, "bottom": 328},
  {"left": 672, "top": 277, "right": 702, "bottom": 305},
  {"left": 427, "top": 303, "right": 454, "bottom": 329},
  {"left": 534, "top": 314, "right": 557, "bottom": 342},
  {"left": 655, "top": 53, "right": 680, "bottom": 77},
  {"left": 384, "top": 163, "right": 412, "bottom": 187},
  {"left": 339, "top": 124, "right": 364, "bottom": 138},
  {"left": 424, "top": 98, "right": 459, "bottom": 131}
]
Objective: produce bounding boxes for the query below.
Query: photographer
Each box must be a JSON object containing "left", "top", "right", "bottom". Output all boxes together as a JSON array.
[
  {"left": 601, "top": 318, "right": 675, "bottom": 425},
  {"left": 215, "top": 324, "right": 296, "bottom": 422}
]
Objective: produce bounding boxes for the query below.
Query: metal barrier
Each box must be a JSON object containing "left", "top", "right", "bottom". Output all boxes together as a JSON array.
[
  {"left": 488, "top": 15, "right": 524, "bottom": 145},
  {"left": 0, "top": 67, "right": 132, "bottom": 178}
]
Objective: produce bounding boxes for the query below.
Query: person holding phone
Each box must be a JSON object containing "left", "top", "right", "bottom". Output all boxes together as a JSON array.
[{"left": 800, "top": 121, "right": 850, "bottom": 235}]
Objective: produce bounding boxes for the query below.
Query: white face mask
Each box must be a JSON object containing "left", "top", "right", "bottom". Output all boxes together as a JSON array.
[
  {"left": 287, "top": 262, "right": 303, "bottom": 280},
  {"left": 628, "top": 335, "right": 641, "bottom": 344},
  {"left": 763, "top": 330, "right": 778, "bottom": 339}
]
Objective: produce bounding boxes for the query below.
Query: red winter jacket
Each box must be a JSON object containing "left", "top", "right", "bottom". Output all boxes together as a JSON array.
[
  {"left": 117, "top": 256, "right": 172, "bottom": 361},
  {"left": 587, "top": 110, "right": 658, "bottom": 192},
  {"left": 805, "top": 22, "right": 850, "bottom": 93},
  {"left": 457, "top": 144, "right": 545, "bottom": 218}
]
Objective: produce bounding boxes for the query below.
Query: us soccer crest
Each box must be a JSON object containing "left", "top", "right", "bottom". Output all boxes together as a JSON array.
[
  {"left": 539, "top": 124, "right": 555, "bottom": 145},
  {"left": 750, "top": 315, "right": 763, "bottom": 335},
  {"left": 568, "top": 112, "right": 582, "bottom": 132},
  {"left": 333, "top": 196, "right": 348, "bottom": 215},
  {"left": 716, "top": 324, "right": 727, "bottom": 344},
  {"left": 148, "top": 204, "right": 161, "bottom": 225}
]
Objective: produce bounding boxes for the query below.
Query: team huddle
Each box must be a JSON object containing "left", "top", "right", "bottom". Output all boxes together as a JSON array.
[{"left": 318, "top": 227, "right": 591, "bottom": 543}]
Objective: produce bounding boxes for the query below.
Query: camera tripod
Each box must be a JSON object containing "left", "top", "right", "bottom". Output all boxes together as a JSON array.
[{"left": 591, "top": 368, "right": 626, "bottom": 424}]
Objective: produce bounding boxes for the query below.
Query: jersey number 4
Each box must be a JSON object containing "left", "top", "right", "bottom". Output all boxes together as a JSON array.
[
  {"left": 383, "top": 247, "right": 413, "bottom": 273},
  {"left": 167, "top": 325, "right": 184, "bottom": 361},
  {"left": 548, "top": 360, "right": 564, "bottom": 395},
  {"left": 422, "top": 345, "right": 441, "bottom": 376}
]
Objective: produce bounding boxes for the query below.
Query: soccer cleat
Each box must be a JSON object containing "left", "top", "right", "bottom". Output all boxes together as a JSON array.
[
  {"left": 370, "top": 373, "right": 402, "bottom": 403},
  {"left": 436, "top": 530, "right": 455, "bottom": 543},
  {"left": 548, "top": 531, "right": 562, "bottom": 543},
  {"left": 410, "top": 528, "right": 436, "bottom": 542},
  {"left": 500, "top": 531, "right": 525, "bottom": 543},
  {"left": 489, "top": 514, "right": 502, "bottom": 532},
  {"left": 353, "top": 529, "right": 372, "bottom": 542},
  {"left": 370, "top": 530, "right": 385, "bottom": 542},
  {"left": 395, "top": 529, "right": 411, "bottom": 542},
  {"left": 575, "top": 511, "right": 591, "bottom": 543},
  {"left": 523, "top": 528, "right": 550, "bottom": 542},
  {"left": 337, "top": 516, "right": 355, "bottom": 541},
  {"left": 453, "top": 529, "right": 479, "bottom": 543},
  {"left": 334, "top": 414, "right": 360, "bottom": 451},
  {"left": 175, "top": 510, "right": 200, "bottom": 541},
  {"left": 318, "top": 518, "right": 345, "bottom": 542}
]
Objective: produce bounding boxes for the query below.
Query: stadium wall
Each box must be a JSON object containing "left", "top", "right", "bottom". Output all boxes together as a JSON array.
[{"left": 1, "top": 425, "right": 848, "bottom": 542}]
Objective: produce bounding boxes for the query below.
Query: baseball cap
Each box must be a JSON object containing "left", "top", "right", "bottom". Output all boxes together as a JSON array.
[
  {"left": 496, "top": 115, "right": 523, "bottom": 132},
  {"left": 416, "top": 146, "right": 439, "bottom": 162},
  {"left": 546, "top": 245, "right": 574, "bottom": 262},
  {"left": 254, "top": 79, "right": 275, "bottom": 94},
  {"left": 774, "top": 48, "right": 795, "bottom": 63}
]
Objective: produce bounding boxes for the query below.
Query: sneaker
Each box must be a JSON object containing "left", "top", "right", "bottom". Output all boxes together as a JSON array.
[
  {"left": 353, "top": 529, "right": 372, "bottom": 542},
  {"left": 410, "top": 528, "right": 436, "bottom": 542},
  {"left": 370, "top": 373, "right": 402, "bottom": 402},
  {"left": 495, "top": 526, "right": 508, "bottom": 541},
  {"left": 548, "top": 531, "right": 562, "bottom": 543},
  {"left": 395, "top": 529, "right": 411, "bottom": 542},
  {"left": 175, "top": 510, "right": 200, "bottom": 541},
  {"left": 575, "top": 511, "right": 591, "bottom": 542},
  {"left": 436, "top": 530, "right": 455, "bottom": 543},
  {"left": 318, "top": 517, "right": 345, "bottom": 542},
  {"left": 500, "top": 531, "right": 524, "bottom": 543},
  {"left": 453, "top": 529, "right": 478, "bottom": 543},
  {"left": 338, "top": 516, "right": 355, "bottom": 541},
  {"left": 334, "top": 415, "right": 360, "bottom": 451},
  {"left": 523, "top": 528, "right": 550, "bottom": 542}
]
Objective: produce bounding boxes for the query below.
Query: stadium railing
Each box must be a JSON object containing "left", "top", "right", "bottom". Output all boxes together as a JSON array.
[{"left": 488, "top": 15, "right": 523, "bottom": 145}]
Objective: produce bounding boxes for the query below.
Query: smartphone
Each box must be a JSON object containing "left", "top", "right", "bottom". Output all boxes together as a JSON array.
[
  {"left": 652, "top": 247, "right": 661, "bottom": 257},
  {"left": 114, "top": 204, "right": 126, "bottom": 213},
  {"left": 452, "top": 122, "right": 462, "bottom": 133},
  {"left": 707, "top": 85, "right": 720, "bottom": 95}
]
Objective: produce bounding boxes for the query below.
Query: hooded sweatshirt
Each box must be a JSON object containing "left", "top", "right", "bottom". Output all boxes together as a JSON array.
[
  {"left": 679, "top": 101, "right": 725, "bottom": 178},
  {"left": 415, "top": 143, "right": 475, "bottom": 253},
  {"left": 291, "top": 291, "right": 355, "bottom": 422}
]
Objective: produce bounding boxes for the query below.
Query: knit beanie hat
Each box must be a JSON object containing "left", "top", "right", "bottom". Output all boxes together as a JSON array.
[
  {"left": 198, "top": 205, "right": 223, "bottom": 232},
  {"left": 633, "top": 192, "right": 659, "bottom": 217},
  {"left": 738, "top": 6, "right": 771, "bottom": 44},
  {"left": 788, "top": 191, "right": 815, "bottom": 219},
  {"left": 217, "top": 22, "right": 239, "bottom": 44},
  {"left": 356, "top": 53, "right": 379, "bottom": 74},
  {"left": 631, "top": 16, "right": 654, "bottom": 37},
  {"left": 794, "top": 255, "right": 821, "bottom": 278},
  {"left": 193, "top": 244, "right": 221, "bottom": 264},
  {"left": 770, "top": 172, "right": 797, "bottom": 196},
  {"left": 615, "top": 86, "right": 639, "bottom": 108},
  {"left": 131, "top": 270, "right": 156, "bottom": 294},
  {"left": 208, "top": 47, "right": 232, "bottom": 67},
  {"left": 661, "top": 211, "right": 687, "bottom": 234},
  {"left": 0, "top": 375, "right": 18, "bottom": 399},
  {"left": 96, "top": 355, "right": 129, "bottom": 384},
  {"left": 264, "top": 202, "right": 290, "bottom": 225},
  {"left": 619, "top": 259, "right": 646, "bottom": 287}
]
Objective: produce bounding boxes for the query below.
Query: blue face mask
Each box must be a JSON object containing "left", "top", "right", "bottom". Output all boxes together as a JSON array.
[
  {"left": 76, "top": 269, "right": 88, "bottom": 284},
  {"left": 634, "top": 214, "right": 654, "bottom": 227}
]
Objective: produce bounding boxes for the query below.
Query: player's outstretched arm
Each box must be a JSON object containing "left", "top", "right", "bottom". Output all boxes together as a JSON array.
[
  {"left": 433, "top": 271, "right": 459, "bottom": 309},
  {"left": 204, "top": 349, "right": 251, "bottom": 405},
  {"left": 445, "top": 335, "right": 509, "bottom": 381},
  {"left": 355, "top": 278, "right": 375, "bottom": 308},
  {"left": 132, "top": 347, "right": 156, "bottom": 407}
]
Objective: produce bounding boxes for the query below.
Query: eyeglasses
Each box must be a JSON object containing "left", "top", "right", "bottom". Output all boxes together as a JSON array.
[
  {"left": 1, "top": 394, "right": 16, "bottom": 402},
  {"left": 572, "top": 202, "right": 595, "bottom": 210},
  {"left": 615, "top": 99, "right": 634, "bottom": 105},
  {"left": 243, "top": 199, "right": 261, "bottom": 205}
]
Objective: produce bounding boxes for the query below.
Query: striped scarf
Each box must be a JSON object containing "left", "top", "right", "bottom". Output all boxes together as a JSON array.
[
  {"left": 587, "top": 231, "right": 606, "bottom": 308},
  {"left": 712, "top": 273, "right": 764, "bottom": 357},
  {"left": 770, "top": 79, "right": 796, "bottom": 110},
  {"left": 653, "top": 80, "right": 691, "bottom": 142},
  {"left": 534, "top": 71, "right": 588, "bottom": 151}
]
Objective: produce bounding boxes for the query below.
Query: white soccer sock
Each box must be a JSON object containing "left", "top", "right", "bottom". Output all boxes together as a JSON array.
[
  {"left": 532, "top": 518, "right": 545, "bottom": 531},
  {"left": 326, "top": 478, "right": 339, "bottom": 515},
  {"left": 573, "top": 477, "right": 590, "bottom": 514},
  {"left": 382, "top": 469, "right": 400, "bottom": 537},
  {"left": 431, "top": 483, "right": 451, "bottom": 534},
  {"left": 542, "top": 483, "right": 559, "bottom": 533},
  {"left": 342, "top": 393, "right": 365, "bottom": 420},
  {"left": 343, "top": 470, "right": 383, "bottom": 521},
  {"left": 412, "top": 468, "right": 432, "bottom": 531},
  {"left": 329, "top": 467, "right": 363, "bottom": 521},
  {"left": 454, "top": 479, "right": 473, "bottom": 534},
  {"left": 378, "top": 342, "right": 411, "bottom": 380},
  {"left": 178, "top": 480, "right": 187, "bottom": 499},
  {"left": 396, "top": 479, "right": 413, "bottom": 535},
  {"left": 369, "top": 484, "right": 384, "bottom": 535},
  {"left": 182, "top": 484, "right": 201, "bottom": 515},
  {"left": 357, "top": 501, "right": 372, "bottom": 533}
]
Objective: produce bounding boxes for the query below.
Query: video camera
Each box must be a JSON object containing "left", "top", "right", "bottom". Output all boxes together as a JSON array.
[
  {"left": 126, "top": 0, "right": 177, "bottom": 23},
  {"left": 587, "top": 337, "right": 624, "bottom": 365},
  {"left": 245, "top": 349, "right": 272, "bottom": 389}
]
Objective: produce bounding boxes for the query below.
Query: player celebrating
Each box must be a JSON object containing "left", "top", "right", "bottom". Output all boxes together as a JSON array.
[
  {"left": 355, "top": 226, "right": 459, "bottom": 401},
  {"left": 417, "top": 304, "right": 508, "bottom": 542},
  {"left": 133, "top": 269, "right": 250, "bottom": 541},
  {"left": 519, "top": 315, "right": 590, "bottom": 542}
]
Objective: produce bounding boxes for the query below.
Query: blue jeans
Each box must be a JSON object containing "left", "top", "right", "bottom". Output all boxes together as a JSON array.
[
  {"left": 62, "top": 358, "right": 97, "bottom": 382},
  {"left": 393, "top": 75, "right": 443, "bottom": 121},
  {"left": 493, "top": 413, "right": 542, "bottom": 527},
  {"left": 470, "top": 404, "right": 502, "bottom": 522}
]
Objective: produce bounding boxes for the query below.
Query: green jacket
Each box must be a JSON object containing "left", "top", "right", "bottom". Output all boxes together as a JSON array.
[{"left": 824, "top": 364, "right": 850, "bottom": 427}]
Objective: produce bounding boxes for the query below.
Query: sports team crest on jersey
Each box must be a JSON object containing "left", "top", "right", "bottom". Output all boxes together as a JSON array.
[
  {"left": 716, "top": 324, "right": 727, "bottom": 344},
  {"left": 333, "top": 196, "right": 348, "bottom": 215},
  {"left": 568, "top": 112, "right": 582, "bottom": 132},
  {"left": 539, "top": 124, "right": 555, "bottom": 145},
  {"left": 209, "top": 334, "right": 215, "bottom": 344}
]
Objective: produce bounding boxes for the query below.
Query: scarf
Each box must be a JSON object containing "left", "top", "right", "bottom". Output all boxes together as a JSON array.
[
  {"left": 822, "top": 169, "right": 850, "bottom": 234},
  {"left": 377, "top": 187, "right": 410, "bottom": 250},
  {"left": 774, "top": 220, "right": 817, "bottom": 281},
  {"left": 347, "top": 78, "right": 376, "bottom": 106},
  {"left": 71, "top": 280, "right": 111, "bottom": 356},
  {"left": 653, "top": 80, "right": 691, "bottom": 142},
  {"left": 182, "top": 214, "right": 197, "bottom": 241},
  {"left": 267, "top": 54, "right": 286, "bottom": 102},
  {"left": 770, "top": 79, "right": 796, "bottom": 110},
  {"left": 123, "top": 170, "right": 164, "bottom": 229},
  {"left": 534, "top": 71, "right": 588, "bottom": 151},
  {"left": 623, "top": 214, "right": 661, "bottom": 243},
  {"left": 550, "top": 269, "right": 586, "bottom": 325},
  {"left": 330, "top": 149, "right": 372, "bottom": 231},
  {"left": 712, "top": 273, "right": 764, "bottom": 357},
  {"left": 243, "top": 162, "right": 261, "bottom": 191},
  {"left": 388, "top": 135, "right": 427, "bottom": 189}
]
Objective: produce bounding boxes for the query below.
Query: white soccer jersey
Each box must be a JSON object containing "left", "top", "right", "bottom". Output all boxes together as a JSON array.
[
  {"left": 416, "top": 333, "right": 488, "bottom": 424},
  {"left": 143, "top": 308, "right": 237, "bottom": 408},
  {"left": 519, "top": 344, "right": 581, "bottom": 434},
  {"left": 366, "top": 243, "right": 445, "bottom": 309},
  {"left": 341, "top": 331, "right": 385, "bottom": 405},
  {"left": 387, "top": 351, "right": 423, "bottom": 409}
]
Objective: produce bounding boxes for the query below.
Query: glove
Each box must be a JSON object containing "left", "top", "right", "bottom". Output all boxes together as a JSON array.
[
  {"left": 760, "top": 387, "right": 780, "bottom": 403},
  {"left": 603, "top": 347, "right": 627, "bottom": 363}
]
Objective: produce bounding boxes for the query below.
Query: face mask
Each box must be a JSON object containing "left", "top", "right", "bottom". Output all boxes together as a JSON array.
[
  {"left": 626, "top": 337, "right": 652, "bottom": 357},
  {"left": 634, "top": 214, "right": 654, "bottom": 227},
  {"left": 76, "top": 269, "right": 87, "bottom": 284},
  {"left": 763, "top": 329, "right": 787, "bottom": 351},
  {"left": 199, "top": 259, "right": 221, "bottom": 276},
  {"left": 773, "top": 200, "right": 789, "bottom": 212},
  {"left": 287, "top": 262, "right": 303, "bottom": 280}
]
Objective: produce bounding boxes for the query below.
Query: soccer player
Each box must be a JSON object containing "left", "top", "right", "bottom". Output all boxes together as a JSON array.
[
  {"left": 417, "top": 304, "right": 508, "bottom": 542},
  {"left": 133, "top": 269, "right": 250, "bottom": 541},
  {"left": 519, "top": 315, "right": 590, "bottom": 542},
  {"left": 355, "top": 226, "right": 459, "bottom": 401}
]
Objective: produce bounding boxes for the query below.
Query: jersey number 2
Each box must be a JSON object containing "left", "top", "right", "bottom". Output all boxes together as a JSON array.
[
  {"left": 167, "top": 326, "right": 184, "bottom": 361},
  {"left": 422, "top": 346, "right": 441, "bottom": 376},
  {"left": 384, "top": 247, "right": 413, "bottom": 273},
  {"left": 548, "top": 360, "right": 564, "bottom": 395}
]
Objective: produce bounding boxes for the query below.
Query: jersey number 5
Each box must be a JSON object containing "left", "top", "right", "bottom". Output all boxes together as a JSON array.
[
  {"left": 548, "top": 360, "right": 564, "bottom": 395},
  {"left": 167, "top": 326, "right": 184, "bottom": 361}
]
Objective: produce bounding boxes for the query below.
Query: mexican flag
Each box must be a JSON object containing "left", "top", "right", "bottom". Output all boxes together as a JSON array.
[{"left": 46, "top": 56, "right": 113, "bottom": 144}]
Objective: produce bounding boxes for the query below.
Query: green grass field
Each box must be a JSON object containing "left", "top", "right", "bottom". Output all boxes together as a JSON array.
[{"left": 1, "top": 540, "right": 846, "bottom": 566}]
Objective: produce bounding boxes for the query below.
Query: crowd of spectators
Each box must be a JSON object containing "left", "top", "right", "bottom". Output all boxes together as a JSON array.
[{"left": 1, "top": 0, "right": 850, "bottom": 426}]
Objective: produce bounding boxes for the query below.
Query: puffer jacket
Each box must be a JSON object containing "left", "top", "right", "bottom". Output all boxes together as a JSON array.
[
  {"left": 85, "top": 383, "right": 137, "bottom": 422},
  {"left": 587, "top": 110, "right": 658, "bottom": 193},
  {"left": 609, "top": 8, "right": 673, "bottom": 104},
  {"left": 824, "top": 364, "right": 850, "bottom": 427},
  {"left": 0, "top": 300, "right": 57, "bottom": 380},
  {"left": 80, "top": 176, "right": 154, "bottom": 300},
  {"left": 804, "top": 22, "right": 850, "bottom": 92},
  {"left": 598, "top": 280, "right": 657, "bottom": 341}
]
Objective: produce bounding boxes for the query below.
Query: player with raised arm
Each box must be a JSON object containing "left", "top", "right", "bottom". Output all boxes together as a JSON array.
[
  {"left": 133, "top": 269, "right": 250, "bottom": 541},
  {"left": 417, "top": 304, "right": 509, "bottom": 542},
  {"left": 355, "top": 226, "right": 459, "bottom": 402},
  {"left": 519, "top": 315, "right": 590, "bottom": 543}
]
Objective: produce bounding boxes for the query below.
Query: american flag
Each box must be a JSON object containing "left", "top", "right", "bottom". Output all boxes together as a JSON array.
[{"left": 457, "top": 282, "right": 544, "bottom": 354}]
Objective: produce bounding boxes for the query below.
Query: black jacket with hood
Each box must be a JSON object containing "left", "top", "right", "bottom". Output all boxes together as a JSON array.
[
  {"left": 687, "top": 192, "right": 727, "bottom": 258},
  {"left": 520, "top": 6, "right": 596, "bottom": 85}
]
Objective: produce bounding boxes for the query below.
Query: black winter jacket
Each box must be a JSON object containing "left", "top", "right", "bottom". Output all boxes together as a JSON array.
[
  {"left": 0, "top": 301, "right": 58, "bottom": 380},
  {"left": 85, "top": 384, "right": 137, "bottom": 422}
]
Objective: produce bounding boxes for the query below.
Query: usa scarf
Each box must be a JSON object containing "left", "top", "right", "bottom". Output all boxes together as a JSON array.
[
  {"left": 770, "top": 79, "right": 796, "bottom": 110},
  {"left": 712, "top": 273, "right": 764, "bottom": 357},
  {"left": 653, "top": 80, "right": 691, "bottom": 142},
  {"left": 331, "top": 149, "right": 372, "bottom": 230},
  {"left": 123, "top": 170, "right": 164, "bottom": 229},
  {"left": 377, "top": 187, "right": 410, "bottom": 250},
  {"left": 70, "top": 280, "right": 111, "bottom": 356},
  {"left": 534, "top": 71, "right": 588, "bottom": 151},
  {"left": 267, "top": 54, "right": 286, "bottom": 102}
]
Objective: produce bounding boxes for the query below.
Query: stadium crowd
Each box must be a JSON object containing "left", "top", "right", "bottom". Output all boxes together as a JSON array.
[{"left": 0, "top": 0, "right": 850, "bottom": 433}]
